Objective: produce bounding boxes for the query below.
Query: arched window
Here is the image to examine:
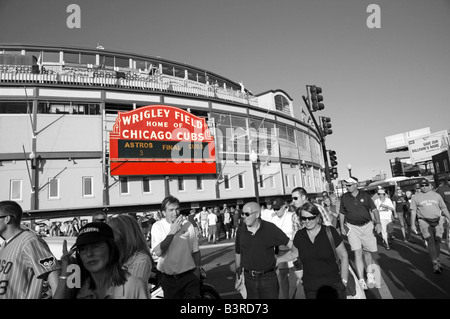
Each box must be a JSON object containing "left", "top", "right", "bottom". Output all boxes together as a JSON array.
[{"left": 274, "top": 95, "right": 290, "bottom": 113}]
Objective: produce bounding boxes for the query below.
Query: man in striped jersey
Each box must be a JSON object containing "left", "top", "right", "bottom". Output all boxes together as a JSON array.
[{"left": 0, "top": 201, "right": 61, "bottom": 299}]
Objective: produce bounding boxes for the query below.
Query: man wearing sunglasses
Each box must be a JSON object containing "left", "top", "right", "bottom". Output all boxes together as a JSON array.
[
  {"left": 339, "top": 177, "right": 381, "bottom": 290},
  {"left": 0, "top": 201, "right": 61, "bottom": 299},
  {"left": 235, "top": 201, "right": 291, "bottom": 299},
  {"left": 410, "top": 180, "right": 450, "bottom": 274},
  {"left": 291, "top": 187, "right": 309, "bottom": 233}
]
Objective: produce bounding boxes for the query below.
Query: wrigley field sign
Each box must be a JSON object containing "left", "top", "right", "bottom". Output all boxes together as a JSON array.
[{"left": 109, "top": 105, "right": 216, "bottom": 176}]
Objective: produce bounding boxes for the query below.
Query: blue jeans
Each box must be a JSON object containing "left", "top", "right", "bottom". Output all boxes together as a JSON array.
[{"left": 244, "top": 270, "right": 279, "bottom": 299}]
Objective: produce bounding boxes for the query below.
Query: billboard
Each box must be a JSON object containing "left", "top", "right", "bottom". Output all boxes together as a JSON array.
[
  {"left": 407, "top": 130, "right": 449, "bottom": 164},
  {"left": 385, "top": 127, "right": 431, "bottom": 153},
  {"left": 109, "top": 105, "right": 216, "bottom": 175}
]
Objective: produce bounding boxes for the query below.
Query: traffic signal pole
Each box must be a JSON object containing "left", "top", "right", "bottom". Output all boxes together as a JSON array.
[{"left": 302, "top": 95, "right": 332, "bottom": 184}]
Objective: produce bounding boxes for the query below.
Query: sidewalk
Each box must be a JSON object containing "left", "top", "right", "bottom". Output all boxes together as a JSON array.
[{"left": 198, "top": 233, "right": 236, "bottom": 248}]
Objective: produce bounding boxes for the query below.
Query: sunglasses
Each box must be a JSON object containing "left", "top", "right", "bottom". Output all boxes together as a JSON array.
[
  {"left": 421, "top": 184, "right": 429, "bottom": 187},
  {"left": 378, "top": 193, "right": 385, "bottom": 196},
  {"left": 345, "top": 184, "right": 355, "bottom": 187},
  {"left": 94, "top": 218, "right": 106, "bottom": 222},
  {"left": 0, "top": 215, "right": 11, "bottom": 219},
  {"left": 241, "top": 211, "right": 257, "bottom": 217},
  {"left": 300, "top": 215, "right": 318, "bottom": 221},
  {"left": 292, "top": 197, "right": 299, "bottom": 201}
]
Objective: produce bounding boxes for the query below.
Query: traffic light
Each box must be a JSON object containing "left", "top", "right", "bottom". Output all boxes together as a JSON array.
[
  {"left": 330, "top": 167, "right": 338, "bottom": 180},
  {"left": 329, "top": 150, "right": 338, "bottom": 167},
  {"left": 309, "top": 85, "right": 324, "bottom": 112},
  {"left": 321, "top": 116, "right": 333, "bottom": 136}
]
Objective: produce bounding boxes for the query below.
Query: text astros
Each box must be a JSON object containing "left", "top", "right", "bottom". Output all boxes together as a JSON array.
[{"left": 121, "top": 129, "right": 206, "bottom": 141}]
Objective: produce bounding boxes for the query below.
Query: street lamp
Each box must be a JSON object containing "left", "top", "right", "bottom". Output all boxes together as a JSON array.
[
  {"left": 347, "top": 164, "right": 352, "bottom": 177},
  {"left": 250, "top": 150, "right": 260, "bottom": 205}
]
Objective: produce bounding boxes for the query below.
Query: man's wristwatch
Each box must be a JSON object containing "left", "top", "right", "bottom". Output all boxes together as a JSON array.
[{"left": 342, "top": 278, "right": 347, "bottom": 285}]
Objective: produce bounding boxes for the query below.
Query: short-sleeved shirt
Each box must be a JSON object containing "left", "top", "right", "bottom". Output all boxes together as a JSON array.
[
  {"left": 0, "top": 230, "right": 60, "bottom": 299},
  {"left": 410, "top": 191, "right": 448, "bottom": 219},
  {"left": 293, "top": 226, "right": 342, "bottom": 290},
  {"left": 235, "top": 219, "right": 289, "bottom": 271},
  {"left": 77, "top": 275, "right": 150, "bottom": 299},
  {"left": 339, "top": 190, "right": 376, "bottom": 225},
  {"left": 151, "top": 219, "right": 199, "bottom": 275},
  {"left": 436, "top": 184, "right": 450, "bottom": 211}
]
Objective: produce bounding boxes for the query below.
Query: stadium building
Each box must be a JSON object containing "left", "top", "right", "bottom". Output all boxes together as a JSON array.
[{"left": 0, "top": 44, "right": 326, "bottom": 219}]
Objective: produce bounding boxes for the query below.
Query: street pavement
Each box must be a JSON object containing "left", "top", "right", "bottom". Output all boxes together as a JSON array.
[{"left": 198, "top": 224, "right": 450, "bottom": 299}]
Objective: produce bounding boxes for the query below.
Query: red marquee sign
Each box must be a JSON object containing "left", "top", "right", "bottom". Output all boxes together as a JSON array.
[{"left": 109, "top": 105, "right": 216, "bottom": 176}]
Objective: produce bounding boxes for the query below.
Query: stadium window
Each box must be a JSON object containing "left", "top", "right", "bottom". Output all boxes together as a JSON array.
[
  {"left": 115, "top": 57, "right": 129, "bottom": 68},
  {"left": 143, "top": 177, "right": 151, "bottom": 194},
  {"left": 120, "top": 177, "right": 129, "bottom": 195},
  {"left": 10, "top": 180, "right": 22, "bottom": 201},
  {"left": 224, "top": 174, "right": 230, "bottom": 190},
  {"left": 80, "top": 53, "right": 96, "bottom": 65},
  {"left": 238, "top": 174, "right": 244, "bottom": 189},
  {"left": 0, "top": 101, "right": 29, "bottom": 114},
  {"left": 285, "top": 174, "right": 290, "bottom": 188},
  {"left": 64, "top": 52, "right": 80, "bottom": 64},
  {"left": 269, "top": 175, "right": 275, "bottom": 188},
  {"left": 259, "top": 175, "right": 264, "bottom": 188},
  {"left": 178, "top": 176, "right": 185, "bottom": 192},
  {"left": 43, "top": 51, "right": 60, "bottom": 63},
  {"left": 196, "top": 176, "right": 203, "bottom": 191},
  {"left": 49, "top": 178, "right": 60, "bottom": 199},
  {"left": 82, "top": 177, "right": 94, "bottom": 197},
  {"left": 293, "top": 175, "right": 298, "bottom": 187}
]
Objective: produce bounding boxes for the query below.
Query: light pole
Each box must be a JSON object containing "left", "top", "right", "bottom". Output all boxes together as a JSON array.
[
  {"left": 250, "top": 150, "right": 260, "bottom": 205},
  {"left": 347, "top": 164, "right": 352, "bottom": 177}
]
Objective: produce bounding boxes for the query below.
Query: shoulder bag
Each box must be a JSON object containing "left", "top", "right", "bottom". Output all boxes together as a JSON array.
[{"left": 325, "top": 226, "right": 357, "bottom": 297}]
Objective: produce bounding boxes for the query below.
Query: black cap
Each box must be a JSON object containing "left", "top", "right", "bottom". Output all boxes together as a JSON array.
[
  {"left": 272, "top": 198, "right": 285, "bottom": 210},
  {"left": 72, "top": 222, "right": 114, "bottom": 249}
]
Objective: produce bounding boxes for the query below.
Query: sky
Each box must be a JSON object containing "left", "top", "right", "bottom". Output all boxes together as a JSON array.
[{"left": 1, "top": 0, "right": 449, "bottom": 181}]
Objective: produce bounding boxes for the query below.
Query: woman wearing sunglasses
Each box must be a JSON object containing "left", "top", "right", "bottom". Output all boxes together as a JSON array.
[{"left": 278, "top": 202, "right": 348, "bottom": 299}]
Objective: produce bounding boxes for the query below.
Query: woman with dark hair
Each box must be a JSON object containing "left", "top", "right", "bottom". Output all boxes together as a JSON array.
[
  {"left": 108, "top": 214, "right": 154, "bottom": 284},
  {"left": 278, "top": 202, "right": 349, "bottom": 299},
  {"left": 55, "top": 222, "right": 150, "bottom": 299}
]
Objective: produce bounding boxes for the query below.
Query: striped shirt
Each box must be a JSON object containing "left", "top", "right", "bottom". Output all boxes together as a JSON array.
[
  {"left": 123, "top": 251, "right": 153, "bottom": 284},
  {"left": 0, "top": 230, "right": 60, "bottom": 299}
]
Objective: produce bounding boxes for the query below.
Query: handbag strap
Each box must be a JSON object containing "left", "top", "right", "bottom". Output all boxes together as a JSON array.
[{"left": 325, "top": 226, "right": 340, "bottom": 271}]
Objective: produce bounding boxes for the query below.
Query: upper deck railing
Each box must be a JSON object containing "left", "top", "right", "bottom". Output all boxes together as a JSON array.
[{"left": 0, "top": 63, "right": 258, "bottom": 107}]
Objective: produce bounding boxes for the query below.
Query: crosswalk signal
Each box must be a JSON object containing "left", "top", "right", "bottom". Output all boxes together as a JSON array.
[
  {"left": 330, "top": 167, "right": 338, "bottom": 180},
  {"left": 321, "top": 116, "right": 333, "bottom": 136},
  {"left": 310, "top": 85, "right": 324, "bottom": 112},
  {"left": 329, "top": 150, "right": 338, "bottom": 167}
]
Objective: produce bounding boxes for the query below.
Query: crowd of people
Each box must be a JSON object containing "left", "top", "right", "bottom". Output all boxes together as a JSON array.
[{"left": 0, "top": 175, "right": 449, "bottom": 299}]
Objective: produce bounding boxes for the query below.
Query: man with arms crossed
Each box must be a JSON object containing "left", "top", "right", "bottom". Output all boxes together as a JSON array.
[
  {"left": 339, "top": 177, "right": 382, "bottom": 290},
  {"left": 151, "top": 196, "right": 201, "bottom": 298}
]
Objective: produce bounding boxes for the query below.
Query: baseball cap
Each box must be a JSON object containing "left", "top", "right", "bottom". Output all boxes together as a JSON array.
[
  {"left": 272, "top": 198, "right": 285, "bottom": 210},
  {"left": 345, "top": 177, "right": 359, "bottom": 184},
  {"left": 73, "top": 222, "right": 114, "bottom": 248}
]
